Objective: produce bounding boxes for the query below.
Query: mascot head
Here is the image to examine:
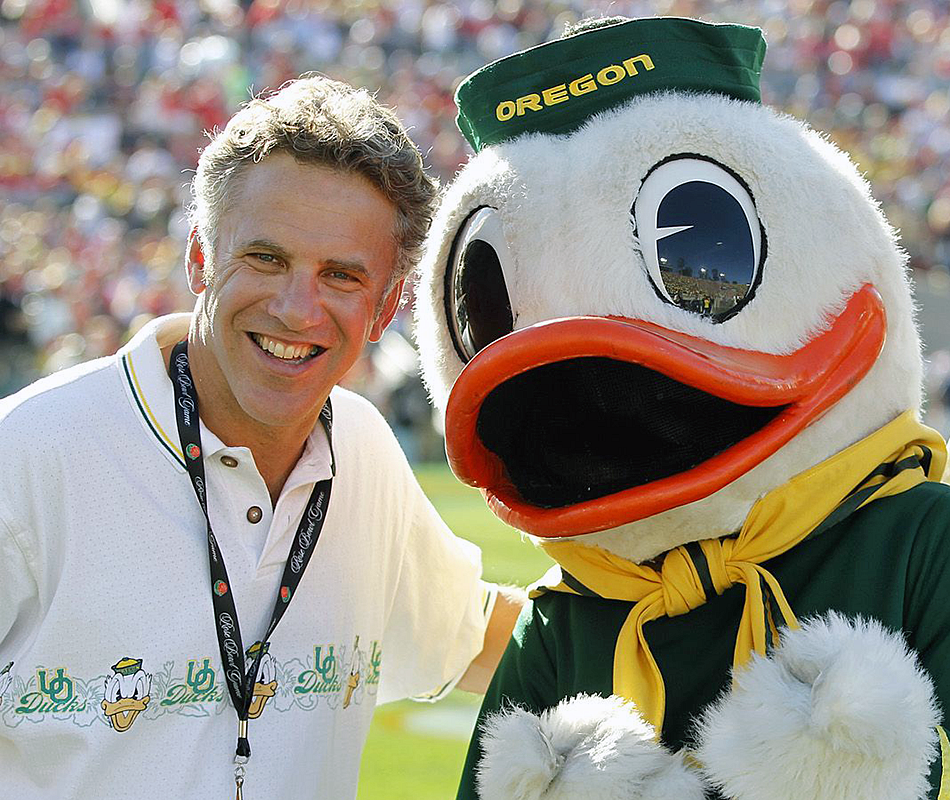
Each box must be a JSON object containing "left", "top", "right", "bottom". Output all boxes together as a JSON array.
[{"left": 415, "top": 16, "right": 921, "bottom": 563}]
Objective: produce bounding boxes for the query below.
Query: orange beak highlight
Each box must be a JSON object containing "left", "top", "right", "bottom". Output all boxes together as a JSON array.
[{"left": 444, "top": 284, "right": 887, "bottom": 537}]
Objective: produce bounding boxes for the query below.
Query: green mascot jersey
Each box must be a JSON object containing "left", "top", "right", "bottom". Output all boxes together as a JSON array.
[{"left": 457, "top": 481, "right": 950, "bottom": 799}]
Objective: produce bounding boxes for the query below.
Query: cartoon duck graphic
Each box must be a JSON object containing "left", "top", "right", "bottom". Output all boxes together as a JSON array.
[
  {"left": 416, "top": 16, "right": 950, "bottom": 800},
  {"left": 245, "top": 641, "right": 277, "bottom": 719},
  {"left": 0, "top": 661, "right": 13, "bottom": 708},
  {"left": 101, "top": 657, "right": 151, "bottom": 732},
  {"left": 343, "top": 635, "right": 362, "bottom": 709}
]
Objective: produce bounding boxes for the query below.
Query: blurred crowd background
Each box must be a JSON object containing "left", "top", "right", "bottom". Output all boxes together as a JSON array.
[{"left": 2, "top": 0, "right": 950, "bottom": 452}]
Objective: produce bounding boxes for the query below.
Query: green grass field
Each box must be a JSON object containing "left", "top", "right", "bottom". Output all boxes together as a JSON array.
[{"left": 356, "top": 462, "right": 553, "bottom": 799}]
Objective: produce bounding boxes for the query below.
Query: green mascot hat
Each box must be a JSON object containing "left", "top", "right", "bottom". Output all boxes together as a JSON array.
[{"left": 455, "top": 16, "right": 767, "bottom": 152}]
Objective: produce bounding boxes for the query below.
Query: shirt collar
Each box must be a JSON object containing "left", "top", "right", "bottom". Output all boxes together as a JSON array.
[
  {"left": 118, "top": 314, "right": 191, "bottom": 472},
  {"left": 117, "top": 314, "right": 334, "bottom": 485}
]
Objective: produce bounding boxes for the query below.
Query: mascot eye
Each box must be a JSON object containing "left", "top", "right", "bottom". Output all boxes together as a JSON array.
[
  {"left": 633, "top": 156, "right": 765, "bottom": 322},
  {"left": 446, "top": 206, "right": 515, "bottom": 362}
]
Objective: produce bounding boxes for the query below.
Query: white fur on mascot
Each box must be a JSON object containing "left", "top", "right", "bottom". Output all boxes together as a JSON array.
[{"left": 414, "top": 15, "right": 950, "bottom": 800}]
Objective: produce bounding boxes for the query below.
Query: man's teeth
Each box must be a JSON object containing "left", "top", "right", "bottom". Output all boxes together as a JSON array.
[{"left": 251, "top": 334, "right": 320, "bottom": 361}]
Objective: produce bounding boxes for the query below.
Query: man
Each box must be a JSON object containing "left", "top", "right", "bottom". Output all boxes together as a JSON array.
[{"left": 0, "top": 75, "right": 521, "bottom": 799}]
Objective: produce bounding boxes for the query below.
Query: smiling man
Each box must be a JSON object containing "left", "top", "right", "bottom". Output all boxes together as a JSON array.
[
  {"left": 0, "top": 76, "right": 521, "bottom": 800},
  {"left": 179, "top": 152, "right": 403, "bottom": 505}
]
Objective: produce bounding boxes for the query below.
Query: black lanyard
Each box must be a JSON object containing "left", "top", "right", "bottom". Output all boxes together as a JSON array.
[{"left": 170, "top": 341, "right": 334, "bottom": 792}]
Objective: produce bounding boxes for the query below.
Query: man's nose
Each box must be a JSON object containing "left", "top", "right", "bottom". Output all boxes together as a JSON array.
[{"left": 267, "top": 272, "right": 327, "bottom": 331}]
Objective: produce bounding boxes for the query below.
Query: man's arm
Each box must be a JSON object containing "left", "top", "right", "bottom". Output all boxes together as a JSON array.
[
  {"left": 456, "top": 584, "right": 527, "bottom": 694},
  {"left": 0, "top": 516, "right": 40, "bottom": 664},
  {"left": 456, "top": 597, "right": 559, "bottom": 800}
]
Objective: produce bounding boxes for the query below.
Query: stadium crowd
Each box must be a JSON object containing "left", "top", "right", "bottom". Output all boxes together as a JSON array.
[{"left": 1, "top": 0, "right": 949, "bottom": 438}]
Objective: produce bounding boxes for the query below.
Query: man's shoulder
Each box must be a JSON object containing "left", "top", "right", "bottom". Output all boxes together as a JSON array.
[
  {"left": 328, "top": 385, "right": 397, "bottom": 440},
  {"left": 0, "top": 315, "right": 183, "bottom": 449},
  {"left": 327, "top": 385, "right": 408, "bottom": 460},
  {"left": 0, "top": 357, "right": 125, "bottom": 513},
  {"left": 329, "top": 385, "right": 387, "bottom": 419},
  {"left": 0, "top": 355, "right": 121, "bottom": 439}
]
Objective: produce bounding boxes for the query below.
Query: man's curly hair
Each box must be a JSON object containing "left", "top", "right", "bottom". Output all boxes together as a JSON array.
[{"left": 189, "top": 75, "right": 438, "bottom": 285}]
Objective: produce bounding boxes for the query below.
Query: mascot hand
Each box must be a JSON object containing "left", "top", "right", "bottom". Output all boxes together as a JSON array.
[
  {"left": 476, "top": 693, "right": 707, "bottom": 800},
  {"left": 696, "top": 612, "right": 940, "bottom": 800}
]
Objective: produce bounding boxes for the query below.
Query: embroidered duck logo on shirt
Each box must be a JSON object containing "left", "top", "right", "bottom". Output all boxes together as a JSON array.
[
  {"left": 101, "top": 657, "right": 151, "bottom": 732},
  {"left": 246, "top": 642, "right": 278, "bottom": 719},
  {"left": 343, "top": 636, "right": 362, "bottom": 709}
]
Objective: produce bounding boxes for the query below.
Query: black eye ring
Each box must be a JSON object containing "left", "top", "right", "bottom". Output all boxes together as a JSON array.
[
  {"left": 632, "top": 154, "right": 767, "bottom": 323},
  {"left": 444, "top": 206, "right": 516, "bottom": 363}
]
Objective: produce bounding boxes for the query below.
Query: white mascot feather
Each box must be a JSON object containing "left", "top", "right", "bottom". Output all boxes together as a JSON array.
[{"left": 415, "top": 15, "right": 950, "bottom": 800}]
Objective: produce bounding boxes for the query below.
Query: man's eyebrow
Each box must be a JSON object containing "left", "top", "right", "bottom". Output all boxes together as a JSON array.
[
  {"left": 241, "top": 239, "right": 293, "bottom": 261},
  {"left": 325, "top": 259, "right": 369, "bottom": 276}
]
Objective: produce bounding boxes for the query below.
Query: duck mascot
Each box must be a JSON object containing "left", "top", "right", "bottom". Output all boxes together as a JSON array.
[{"left": 414, "top": 16, "right": 950, "bottom": 800}]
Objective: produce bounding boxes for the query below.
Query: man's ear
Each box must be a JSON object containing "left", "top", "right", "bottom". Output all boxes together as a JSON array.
[
  {"left": 185, "top": 228, "right": 208, "bottom": 295},
  {"left": 369, "top": 279, "right": 405, "bottom": 342}
]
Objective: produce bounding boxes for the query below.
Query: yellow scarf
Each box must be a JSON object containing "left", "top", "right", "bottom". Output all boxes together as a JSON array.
[{"left": 532, "top": 411, "right": 948, "bottom": 732}]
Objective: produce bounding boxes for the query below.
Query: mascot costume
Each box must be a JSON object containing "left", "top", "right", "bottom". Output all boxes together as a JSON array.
[{"left": 414, "top": 15, "right": 950, "bottom": 800}]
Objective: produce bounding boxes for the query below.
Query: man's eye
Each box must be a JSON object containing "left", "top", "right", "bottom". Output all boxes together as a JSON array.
[{"left": 247, "top": 253, "right": 283, "bottom": 270}]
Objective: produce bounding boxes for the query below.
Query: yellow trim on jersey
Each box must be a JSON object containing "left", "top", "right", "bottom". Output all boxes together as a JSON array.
[{"left": 938, "top": 726, "right": 950, "bottom": 800}]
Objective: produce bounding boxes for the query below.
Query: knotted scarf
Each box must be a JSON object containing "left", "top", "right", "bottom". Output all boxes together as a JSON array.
[{"left": 531, "top": 410, "right": 948, "bottom": 732}]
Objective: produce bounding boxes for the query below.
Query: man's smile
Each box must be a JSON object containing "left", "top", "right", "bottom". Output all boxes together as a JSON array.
[{"left": 249, "top": 332, "right": 326, "bottom": 363}]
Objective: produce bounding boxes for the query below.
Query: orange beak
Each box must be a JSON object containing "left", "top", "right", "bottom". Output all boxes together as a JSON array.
[{"left": 444, "top": 284, "right": 887, "bottom": 537}]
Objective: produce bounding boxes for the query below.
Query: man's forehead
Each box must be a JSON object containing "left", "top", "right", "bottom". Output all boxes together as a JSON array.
[
  {"left": 234, "top": 152, "right": 390, "bottom": 207},
  {"left": 217, "top": 155, "right": 398, "bottom": 264}
]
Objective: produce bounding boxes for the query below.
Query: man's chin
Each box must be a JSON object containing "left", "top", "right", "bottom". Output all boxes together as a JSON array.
[{"left": 236, "top": 390, "right": 332, "bottom": 436}]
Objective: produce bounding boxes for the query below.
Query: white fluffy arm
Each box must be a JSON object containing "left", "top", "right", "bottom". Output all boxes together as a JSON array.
[
  {"left": 696, "top": 612, "right": 940, "bottom": 800},
  {"left": 477, "top": 694, "right": 707, "bottom": 800}
]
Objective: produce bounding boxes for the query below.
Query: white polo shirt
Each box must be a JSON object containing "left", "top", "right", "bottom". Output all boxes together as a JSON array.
[{"left": 0, "top": 314, "right": 491, "bottom": 800}]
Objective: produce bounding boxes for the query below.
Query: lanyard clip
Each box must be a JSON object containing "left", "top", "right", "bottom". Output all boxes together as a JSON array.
[
  {"left": 234, "top": 754, "right": 248, "bottom": 800},
  {"left": 234, "top": 760, "right": 246, "bottom": 799}
]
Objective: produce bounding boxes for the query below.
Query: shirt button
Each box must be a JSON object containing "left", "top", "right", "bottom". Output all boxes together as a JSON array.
[
  {"left": 220, "top": 456, "right": 238, "bottom": 468},
  {"left": 246, "top": 506, "right": 263, "bottom": 524}
]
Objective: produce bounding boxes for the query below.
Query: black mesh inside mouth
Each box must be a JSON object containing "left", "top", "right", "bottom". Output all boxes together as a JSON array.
[{"left": 476, "top": 357, "right": 788, "bottom": 509}]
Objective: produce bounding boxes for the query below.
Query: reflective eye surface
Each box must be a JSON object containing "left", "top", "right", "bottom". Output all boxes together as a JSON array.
[
  {"left": 446, "top": 206, "right": 515, "bottom": 362},
  {"left": 634, "top": 156, "right": 765, "bottom": 322}
]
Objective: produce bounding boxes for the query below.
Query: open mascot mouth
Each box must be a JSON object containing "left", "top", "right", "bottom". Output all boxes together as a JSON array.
[{"left": 444, "top": 284, "right": 887, "bottom": 538}]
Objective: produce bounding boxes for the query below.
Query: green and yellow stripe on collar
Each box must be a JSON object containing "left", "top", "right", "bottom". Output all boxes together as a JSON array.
[{"left": 121, "top": 351, "right": 185, "bottom": 469}]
